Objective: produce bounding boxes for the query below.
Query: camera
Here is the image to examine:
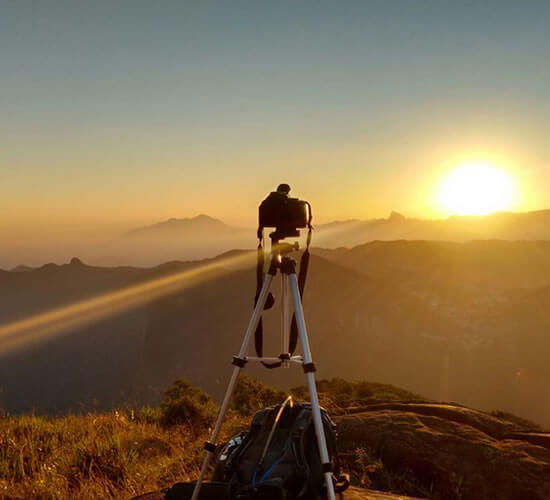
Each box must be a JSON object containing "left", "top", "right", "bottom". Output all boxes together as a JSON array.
[{"left": 259, "top": 184, "right": 311, "bottom": 241}]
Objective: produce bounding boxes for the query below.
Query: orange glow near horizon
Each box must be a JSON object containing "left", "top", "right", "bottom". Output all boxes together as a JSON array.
[{"left": 436, "top": 163, "right": 520, "bottom": 216}]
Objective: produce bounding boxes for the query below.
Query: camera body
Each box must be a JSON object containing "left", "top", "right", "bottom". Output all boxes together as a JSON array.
[{"left": 259, "top": 185, "right": 310, "bottom": 241}]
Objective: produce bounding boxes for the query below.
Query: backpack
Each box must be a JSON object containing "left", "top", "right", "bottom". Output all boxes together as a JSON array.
[{"left": 213, "top": 400, "right": 349, "bottom": 500}]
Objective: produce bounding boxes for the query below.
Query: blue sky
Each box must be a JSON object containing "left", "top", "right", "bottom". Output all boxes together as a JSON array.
[{"left": 1, "top": 1, "right": 549, "bottom": 226}]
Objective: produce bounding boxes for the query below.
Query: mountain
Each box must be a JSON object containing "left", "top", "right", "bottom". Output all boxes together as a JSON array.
[
  {"left": 129, "top": 209, "right": 550, "bottom": 245},
  {"left": 314, "top": 209, "right": 550, "bottom": 248},
  {"left": 2, "top": 240, "right": 550, "bottom": 428},
  {"left": 116, "top": 208, "right": 550, "bottom": 266},
  {"left": 311, "top": 240, "right": 550, "bottom": 425},
  {"left": 312, "top": 240, "right": 550, "bottom": 305},
  {"left": 127, "top": 214, "right": 235, "bottom": 237},
  {"left": 4, "top": 209, "right": 550, "bottom": 270},
  {"left": 139, "top": 241, "right": 550, "bottom": 427},
  {"left": 10, "top": 264, "right": 34, "bottom": 272},
  {"left": 101, "top": 214, "right": 254, "bottom": 266}
]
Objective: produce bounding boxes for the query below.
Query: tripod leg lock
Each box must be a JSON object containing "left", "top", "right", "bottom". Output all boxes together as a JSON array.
[
  {"left": 232, "top": 356, "right": 248, "bottom": 368},
  {"left": 302, "top": 362, "right": 317, "bottom": 373},
  {"left": 321, "top": 463, "right": 333, "bottom": 473},
  {"left": 267, "top": 258, "right": 278, "bottom": 275},
  {"left": 203, "top": 441, "right": 217, "bottom": 453}
]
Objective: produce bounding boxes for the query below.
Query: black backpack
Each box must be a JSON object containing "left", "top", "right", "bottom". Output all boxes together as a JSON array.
[{"left": 213, "top": 400, "right": 349, "bottom": 500}]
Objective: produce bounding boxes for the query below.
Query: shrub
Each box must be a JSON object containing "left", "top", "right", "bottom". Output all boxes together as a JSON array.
[
  {"left": 160, "top": 379, "right": 217, "bottom": 430},
  {"left": 134, "top": 406, "right": 162, "bottom": 425},
  {"left": 231, "top": 375, "right": 287, "bottom": 416},
  {"left": 291, "top": 378, "right": 424, "bottom": 407}
]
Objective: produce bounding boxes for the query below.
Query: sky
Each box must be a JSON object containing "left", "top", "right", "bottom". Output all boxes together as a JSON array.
[{"left": 1, "top": 0, "right": 549, "bottom": 232}]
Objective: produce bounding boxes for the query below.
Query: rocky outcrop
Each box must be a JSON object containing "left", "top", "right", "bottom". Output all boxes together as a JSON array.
[
  {"left": 335, "top": 401, "right": 550, "bottom": 500},
  {"left": 132, "top": 486, "right": 422, "bottom": 499},
  {"left": 346, "top": 487, "right": 422, "bottom": 499}
]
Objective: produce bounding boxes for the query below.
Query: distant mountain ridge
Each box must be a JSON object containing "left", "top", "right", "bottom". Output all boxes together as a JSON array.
[
  {"left": 127, "top": 214, "right": 234, "bottom": 236},
  {"left": 3, "top": 209, "right": 550, "bottom": 270},
  {"left": 129, "top": 209, "right": 550, "bottom": 244},
  {"left": 314, "top": 209, "right": 550, "bottom": 248},
  {"left": 10, "top": 265, "right": 33, "bottom": 272}
]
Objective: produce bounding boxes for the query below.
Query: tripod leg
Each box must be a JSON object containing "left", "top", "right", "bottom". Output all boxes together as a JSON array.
[
  {"left": 289, "top": 273, "right": 337, "bottom": 500},
  {"left": 191, "top": 273, "right": 275, "bottom": 500},
  {"left": 282, "top": 273, "right": 290, "bottom": 356}
]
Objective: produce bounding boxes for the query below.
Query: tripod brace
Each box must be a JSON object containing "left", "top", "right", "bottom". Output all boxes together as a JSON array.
[{"left": 191, "top": 245, "right": 337, "bottom": 500}]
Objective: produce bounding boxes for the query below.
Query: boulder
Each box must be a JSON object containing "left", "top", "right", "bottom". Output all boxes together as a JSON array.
[
  {"left": 336, "top": 402, "right": 550, "bottom": 500},
  {"left": 132, "top": 486, "right": 421, "bottom": 499},
  {"left": 347, "top": 487, "right": 422, "bottom": 499}
]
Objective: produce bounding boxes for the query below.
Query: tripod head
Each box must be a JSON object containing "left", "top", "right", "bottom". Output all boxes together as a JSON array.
[{"left": 271, "top": 241, "right": 300, "bottom": 257}]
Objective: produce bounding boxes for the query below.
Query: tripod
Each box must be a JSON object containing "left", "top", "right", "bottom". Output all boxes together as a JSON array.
[{"left": 191, "top": 241, "right": 337, "bottom": 500}]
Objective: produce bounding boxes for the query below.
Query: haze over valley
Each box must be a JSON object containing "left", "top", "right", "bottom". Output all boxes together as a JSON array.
[{"left": 3, "top": 208, "right": 550, "bottom": 269}]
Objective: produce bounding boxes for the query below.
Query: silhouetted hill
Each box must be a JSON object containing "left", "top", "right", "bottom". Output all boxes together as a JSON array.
[
  {"left": 313, "top": 240, "right": 550, "bottom": 302},
  {"left": 1, "top": 240, "right": 550, "bottom": 427},
  {"left": 10, "top": 264, "right": 33, "bottom": 272}
]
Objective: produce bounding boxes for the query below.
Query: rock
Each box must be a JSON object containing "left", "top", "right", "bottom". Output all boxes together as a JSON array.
[
  {"left": 335, "top": 402, "right": 550, "bottom": 500},
  {"left": 131, "top": 487, "right": 420, "bottom": 500},
  {"left": 346, "top": 487, "right": 423, "bottom": 499}
]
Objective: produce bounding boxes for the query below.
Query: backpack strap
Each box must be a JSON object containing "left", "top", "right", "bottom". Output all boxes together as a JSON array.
[
  {"left": 289, "top": 406, "right": 314, "bottom": 498},
  {"left": 258, "top": 397, "right": 294, "bottom": 469},
  {"left": 321, "top": 411, "right": 338, "bottom": 463}
]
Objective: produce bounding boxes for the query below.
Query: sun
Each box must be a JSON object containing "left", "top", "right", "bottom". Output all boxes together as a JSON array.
[{"left": 437, "top": 163, "right": 518, "bottom": 216}]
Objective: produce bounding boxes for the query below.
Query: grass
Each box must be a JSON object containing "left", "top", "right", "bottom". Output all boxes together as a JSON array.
[
  {"left": 0, "top": 384, "right": 247, "bottom": 499},
  {"left": 0, "top": 376, "right": 428, "bottom": 499},
  {"left": 1, "top": 410, "right": 189, "bottom": 499}
]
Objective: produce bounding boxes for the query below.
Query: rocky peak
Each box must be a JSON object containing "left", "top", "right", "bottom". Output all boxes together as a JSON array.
[{"left": 388, "top": 211, "right": 406, "bottom": 221}]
